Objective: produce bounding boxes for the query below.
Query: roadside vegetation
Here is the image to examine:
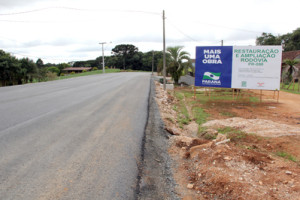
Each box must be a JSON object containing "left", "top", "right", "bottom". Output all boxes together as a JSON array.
[
  {"left": 57, "top": 69, "right": 120, "bottom": 80},
  {"left": 157, "top": 84, "right": 300, "bottom": 199},
  {"left": 0, "top": 43, "right": 161, "bottom": 87}
]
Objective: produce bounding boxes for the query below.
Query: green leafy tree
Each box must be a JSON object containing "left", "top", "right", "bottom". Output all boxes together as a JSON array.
[
  {"left": 57, "top": 63, "right": 70, "bottom": 76},
  {"left": 0, "top": 50, "right": 12, "bottom": 86},
  {"left": 166, "top": 46, "right": 190, "bottom": 84},
  {"left": 111, "top": 44, "right": 139, "bottom": 70},
  {"left": 256, "top": 33, "right": 281, "bottom": 46},
  {"left": 20, "top": 58, "right": 38, "bottom": 83},
  {"left": 141, "top": 51, "right": 163, "bottom": 72},
  {"left": 283, "top": 28, "right": 300, "bottom": 51},
  {"left": 37, "top": 67, "right": 48, "bottom": 82},
  {"left": 256, "top": 28, "right": 300, "bottom": 51},
  {"left": 0, "top": 50, "right": 21, "bottom": 86},
  {"left": 47, "top": 66, "right": 60, "bottom": 76},
  {"left": 36, "top": 58, "right": 44, "bottom": 68}
]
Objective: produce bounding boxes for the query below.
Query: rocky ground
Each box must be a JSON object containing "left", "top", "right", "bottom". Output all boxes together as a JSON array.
[
  {"left": 155, "top": 81, "right": 300, "bottom": 200},
  {"left": 137, "top": 79, "right": 179, "bottom": 200}
]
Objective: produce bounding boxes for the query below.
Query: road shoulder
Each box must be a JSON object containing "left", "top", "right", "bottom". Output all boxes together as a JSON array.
[{"left": 137, "top": 77, "right": 179, "bottom": 200}]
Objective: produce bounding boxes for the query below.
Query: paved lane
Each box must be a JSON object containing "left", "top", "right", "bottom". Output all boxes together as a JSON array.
[{"left": 0, "top": 72, "right": 150, "bottom": 200}]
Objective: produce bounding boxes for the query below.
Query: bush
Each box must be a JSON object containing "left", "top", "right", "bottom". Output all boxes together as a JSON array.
[
  {"left": 92, "top": 67, "right": 98, "bottom": 71},
  {"left": 82, "top": 70, "right": 87, "bottom": 73},
  {"left": 70, "top": 71, "right": 75, "bottom": 75},
  {"left": 60, "top": 73, "right": 65, "bottom": 76},
  {"left": 47, "top": 66, "right": 60, "bottom": 75},
  {"left": 46, "top": 72, "right": 57, "bottom": 81}
]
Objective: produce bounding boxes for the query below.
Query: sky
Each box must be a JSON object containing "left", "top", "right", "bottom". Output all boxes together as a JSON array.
[{"left": 0, "top": 0, "right": 299, "bottom": 64}]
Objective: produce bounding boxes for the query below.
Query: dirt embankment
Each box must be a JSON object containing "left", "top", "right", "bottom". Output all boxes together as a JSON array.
[{"left": 155, "top": 82, "right": 300, "bottom": 200}]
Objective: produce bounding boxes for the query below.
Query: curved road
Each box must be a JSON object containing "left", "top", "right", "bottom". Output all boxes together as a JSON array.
[{"left": 0, "top": 72, "right": 150, "bottom": 200}]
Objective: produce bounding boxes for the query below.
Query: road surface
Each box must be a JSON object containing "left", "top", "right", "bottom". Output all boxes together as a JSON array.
[{"left": 0, "top": 72, "right": 150, "bottom": 200}]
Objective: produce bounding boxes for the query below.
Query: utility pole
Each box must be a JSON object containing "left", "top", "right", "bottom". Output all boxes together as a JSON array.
[
  {"left": 99, "top": 42, "right": 106, "bottom": 73},
  {"left": 163, "top": 10, "right": 166, "bottom": 90},
  {"left": 152, "top": 50, "right": 154, "bottom": 75}
]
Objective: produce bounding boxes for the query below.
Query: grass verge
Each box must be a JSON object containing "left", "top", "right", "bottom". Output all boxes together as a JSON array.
[
  {"left": 281, "top": 83, "right": 300, "bottom": 94},
  {"left": 174, "top": 91, "right": 191, "bottom": 128},
  {"left": 58, "top": 69, "right": 120, "bottom": 80},
  {"left": 275, "top": 151, "right": 298, "bottom": 162}
]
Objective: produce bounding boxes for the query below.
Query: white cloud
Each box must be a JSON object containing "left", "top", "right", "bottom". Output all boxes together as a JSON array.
[{"left": 0, "top": 0, "right": 299, "bottom": 63}]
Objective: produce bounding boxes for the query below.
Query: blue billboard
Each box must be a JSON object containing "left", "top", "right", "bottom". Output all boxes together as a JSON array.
[{"left": 195, "top": 46, "right": 233, "bottom": 88}]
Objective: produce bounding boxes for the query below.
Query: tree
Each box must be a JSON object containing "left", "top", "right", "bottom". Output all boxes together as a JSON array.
[
  {"left": 20, "top": 58, "right": 38, "bottom": 83},
  {"left": 166, "top": 46, "right": 190, "bottom": 84},
  {"left": 57, "top": 63, "right": 70, "bottom": 76},
  {"left": 37, "top": 67, "right": 48, "bottom": 82},
  {"left": 141, "top": 51, "right": 163, "bottom": 72},
  {"left": 282, "top": 59, "right": 300, "bottom": 88},
  {"left": 256, "top": 28, "right": 300, "bottom": 51},
  {"left": 0, "top": 50, "right": 21, "bottom": 86},
  {"left": 283, "top": 28, "right": 300, "bottom": 51},
  {"left": 256, "top": 33, "right": 281, "bottom": 46},
  {"left": 36, "top": 58, "right": 44, "bottom": 68},
  {"left": 111, "top": 44, "right": 139, "bottom": 70},
  {"left": 0, "top": 50, "right": 12, "bottom": 86},
  {"left": 47, "top": 66, "right": 60, "bottom": 76}
]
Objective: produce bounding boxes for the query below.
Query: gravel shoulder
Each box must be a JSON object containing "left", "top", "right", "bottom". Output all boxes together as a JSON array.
[{"left": 137, "top": 77, "right": 179, "bottom": 200}]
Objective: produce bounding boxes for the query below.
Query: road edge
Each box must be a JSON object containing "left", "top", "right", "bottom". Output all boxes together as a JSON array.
[{"left": 136, "top": 77, "right": 179, "bottom": 200}]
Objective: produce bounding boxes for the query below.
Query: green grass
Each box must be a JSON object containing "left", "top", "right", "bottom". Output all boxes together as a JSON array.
[
  {"left": 275, "top": 151, "right": 298, "bottom": 162},
  {"left": 281, "top": 83, "right": 300, "bottom": 94},
  {"left": 220, "top": 111, "right": 236, "bottom": 117},
  {"left": 281, "top": 88, "right": 300, "bottom": 94},
  {"left": 57, "top": 69, "right": 120, "bottom": 80},
  {"left": 177, "top": 105, "right": 191, "bottom": 128},
  {"left": 217, "top": 127, "right": 247, "bottom": 141},
  {"left": 193, "top": 107, "right": 209, "bottom": 125},
  {"left": 193, "top": 88, "right": 259, "bottom": 104},
  {"left": 204, "top": 133, "right": 217, "bottom": 140},
  {"left": 173, "top": 89, "right": 210, "bottom": 133},
  {"left": 174, "top": 91, "right": 191, "bottom": 128}
]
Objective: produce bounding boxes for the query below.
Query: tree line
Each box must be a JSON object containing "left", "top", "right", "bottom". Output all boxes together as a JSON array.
[
  {"left": 73, "top": 44, "right": 163, "bottom": 72},
  {"left": 73, "top": 44, "right": 193, "bottom": 84},
  {"left": 256, "top": 28, "right": 300, "bottom": 89},
  {"left": 256, "top": 27, "right": 300, "bottom": 51},
  {"left": 0, "top": 50, "right": 71, "bottom": 86},
  {"left": 2, "top": 27, "right": 300, "bottom": 87},
  {"left": 0, "top": 45, "right": 166, "bottom": 87},
  {"left": 0, "top": 44, "right": 192, "bottom": 87}
]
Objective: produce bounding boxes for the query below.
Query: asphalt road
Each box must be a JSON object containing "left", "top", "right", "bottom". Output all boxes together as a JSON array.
[{"left": 0, "top": 72, "right": 150, "bottom": 200}]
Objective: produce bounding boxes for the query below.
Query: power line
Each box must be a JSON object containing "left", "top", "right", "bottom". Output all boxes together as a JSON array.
[
  {"left": 166, "top": 19, "right": 200, "bottom": 42},
  {"left": 0, "top": 6, "right": 161, "bottom": 16},
  {"left": 166, "top": 19, "right": 221, "bottom": 44}
]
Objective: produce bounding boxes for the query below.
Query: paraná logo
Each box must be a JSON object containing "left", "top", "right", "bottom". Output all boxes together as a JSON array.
[
  {"left": 203, "top": 72, "right": 221, "bottom": 80},
  {"left": 202, "top": 72, "right": 221, "bottom": 85}
]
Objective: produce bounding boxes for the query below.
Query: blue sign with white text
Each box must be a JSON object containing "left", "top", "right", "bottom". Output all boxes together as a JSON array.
[{"left": 195, "top": 46, "right": 233, "bottom": 88}]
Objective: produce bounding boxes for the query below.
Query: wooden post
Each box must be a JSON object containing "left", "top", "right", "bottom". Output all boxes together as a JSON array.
[
  {"left": 277, "top": 90, "right": 280, "bottom": 103},
  {"left": 232, "top": 89, "right": 235, "bottom": 100}
]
